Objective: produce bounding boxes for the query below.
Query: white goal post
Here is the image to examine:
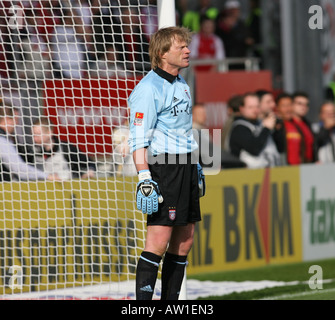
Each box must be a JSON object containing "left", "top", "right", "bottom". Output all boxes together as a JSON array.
[
  {"left": 0, "top": 0, "right": 186, "bottom": 300},
  {"left": 157, "top": 0, "right": 176, "bottom": 29}
]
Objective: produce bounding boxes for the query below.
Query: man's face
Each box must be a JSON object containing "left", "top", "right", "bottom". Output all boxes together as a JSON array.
[
  {"left": 161, "top": 37, "right": 191, "bottom": 74},
  {"left": 240, "top": 96, "right": 260, "bottom": 120},
  {"left": 201, "top": 19, "right": 215, "bottom": 35},
  {"left": 293, "top": 96, "right": 309, "bottom": 118},
  {"left": 33, "top": 125, "right": 52, "bottom": 146},
  {"left": 3, "top": 117, "right": 15, "bottom": 134},
  {"left": 276, "top": 97, "right": 294, "bottom": 121},
  {"left": 320, "top": 103, "right": 335, "bottom": 122},
  {"left": 260, "top": 93, "right": 276, "bottom": 115}
]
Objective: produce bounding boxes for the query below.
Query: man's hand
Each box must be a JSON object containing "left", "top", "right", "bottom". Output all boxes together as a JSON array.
[
  {"left": 47, "top": 173, "right": 62, "bottom": 181},
  {"left": 81, "top": 170, "right": 96, "bottom": 179},
  {"left": 136, "top": 170, "right": 163, "bottom": 215},
  {"left": 262, "top": 112, "right": 277, "bottom": 130},
  {"left": 197, "top": 163, "right": 206, "bottom": 197}
]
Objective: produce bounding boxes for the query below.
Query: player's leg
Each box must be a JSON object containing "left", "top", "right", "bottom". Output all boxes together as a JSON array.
[
  {"left": 161, "top": 222, "right": 196, "bottom": 300},
  {"left": 136, "top": 225, "right": 172, "bottom": 300},
  {"left": 160, "top": 158, "right": 200, "bottom": 300},
  {"left": 167, "top": 222, "right": 196, "bottom": 256}
]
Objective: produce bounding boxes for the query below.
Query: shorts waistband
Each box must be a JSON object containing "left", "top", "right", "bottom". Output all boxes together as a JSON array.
[{"left": 148, "top": 153, "right": 197, "bottom": 165}]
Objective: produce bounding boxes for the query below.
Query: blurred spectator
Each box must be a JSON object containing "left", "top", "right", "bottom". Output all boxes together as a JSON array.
[
  {"left": 0, "top": 33, "right": 10, "bottom": 80},
  {"left": 73, "top": 0, "right": 92, "bottom": 27},
  {"left": 182, "top": 0, "right": 219, "bottom": 32},
  {"left": 256, "top": 90, "right": 276, "bottom": 119},
  {"left": 32, "top": 117, "right": 96, "bottom": 180},
  {"left": 68, "top": 0, "right": 92, "bottom": 41},
  {"left": 175, "top": 0, "right": 188, "bottom": 26},
  {"left": 71, "top": 0, "right": 98, "bottom": 65},
  {"left": 13, "top": 106, "right": 36, "bottom": 165},
  {"left": 291, "top": 91, "right": 316, "bottom": 163},
  {"left": 228, "top": 92, "right": 280, "bottom": 168},
  {"left": 89, "top": 44, "right": 129, "bottom": 79},
  {"left": 51, "top": 8, "right": 87, "bottom": 78},
  {"left": 89, "top": 0, "right": 117, "bottom": 59},
  {"left": 215, "top": 0, "right": 254, "bottom": 67},
  {"left": 193, "top": 103, "right": 244, "bottom": 169},
  {"left": 140, "top": 0, "right": 158, "bottom": 42},
  {"left": 275, "top": 93, "right": 303, "bottom": 165},
  {"left": 325, "top": 74, "right": 335, "bottom": 104},
  {"left": 221, "top": 94, "right": 243, "bottom": 151},
  {"left": 256, "top": 89, "right": 286, "bottom": 161},
  {"left": 0, "top": 1, "right": 15, "bottom": 80},
  {"left": 16, "top": 8, "right": 53, "bottom": 126},
  {"left": 189, "top": 15, "right": 225, "bottom": 72},
  {"left": 33, "top": 0, "right": 63, "bottom": 43},
  {"left": 16, "top": 9, "right": 53, "bottom": 81},
  {"left": 0, "top": 106, "right": 57, "bottom": 182},
  {"left": 246, "top": 0, "right": 263, "bottom": 62},
  {"left": 117, "top": 6, "right": 151, "bottom": 75},
  {"left": 312, "top": 101, "right": 335, "bottom": 163},
  {"left": 10, "top": 7, "right": 55, "bottom": 155}
]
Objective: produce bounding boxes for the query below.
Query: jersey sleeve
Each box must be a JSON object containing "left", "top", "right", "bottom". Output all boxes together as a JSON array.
[{"left": 128, "top": 80, "right": 159, "bottom": 153}]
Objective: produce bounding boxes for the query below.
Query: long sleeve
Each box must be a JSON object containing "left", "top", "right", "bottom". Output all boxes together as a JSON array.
[
  {"left": 214, "top": 36, "right": 225, "bottom": 60},
  {"left": 0, "top": 136, "right": 48, "bottom": 181},
  {"left": 128, "top": 79, "right": 158, "bottom": 153}
]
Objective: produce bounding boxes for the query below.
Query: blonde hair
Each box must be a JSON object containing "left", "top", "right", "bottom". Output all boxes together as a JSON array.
[{"left": 149, "top": 26, "right": 192, "bottom": 69}]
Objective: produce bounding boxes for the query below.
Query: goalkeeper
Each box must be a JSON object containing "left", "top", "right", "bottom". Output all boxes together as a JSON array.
[{"left": 128, "top": 26, "right": 205, "bottom": 300}]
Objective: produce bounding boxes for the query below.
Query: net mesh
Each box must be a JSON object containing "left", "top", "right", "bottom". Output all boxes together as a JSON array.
[{"left": 0, "top": 0, "right": 159, "bottom": 299}]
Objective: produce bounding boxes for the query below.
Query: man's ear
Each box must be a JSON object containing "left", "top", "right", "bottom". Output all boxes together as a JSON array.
[{"left": 161, "top": 50, "right": 167, "bottom": 60}]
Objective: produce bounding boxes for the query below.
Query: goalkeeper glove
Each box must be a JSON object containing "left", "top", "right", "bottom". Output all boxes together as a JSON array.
[
  {"left": 136, "top": 170, "right": 163, "bottom": 215},
  {"left": 197, "top": 163, "right": 206, "bottom": 197}
]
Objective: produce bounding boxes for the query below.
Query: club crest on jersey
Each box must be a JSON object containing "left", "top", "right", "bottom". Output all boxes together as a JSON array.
[
  {"left": 185, "top": 89, "right": 190, "bottom": 99},
  {"left": 169, "top": 209, "right": 176, "bottom": 221},
  {"left": 134, "top": 112, "right": 144, "bottom": 126}
]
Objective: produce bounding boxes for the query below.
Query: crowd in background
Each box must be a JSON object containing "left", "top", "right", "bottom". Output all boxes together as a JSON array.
[
  {"left": 194, "top": 90, "right": 335, "bottom": 170},
  {"left": 0, "top": 0, "right": 262, "bottom": 83},
  {"left": 0, "top": 0, "right": 154, "bottom": 82},
  {"left": 0, "top": 0, "right": 335, "bottom": 182}
]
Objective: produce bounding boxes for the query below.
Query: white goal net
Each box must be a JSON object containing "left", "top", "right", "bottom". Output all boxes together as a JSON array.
[{"left": 0, "top": 0, "right": 163, "bottom": 300}]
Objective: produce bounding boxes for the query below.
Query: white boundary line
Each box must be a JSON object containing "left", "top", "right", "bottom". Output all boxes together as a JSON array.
[{"left": 260, "top": 287, "right": 335, "bottom": 300}]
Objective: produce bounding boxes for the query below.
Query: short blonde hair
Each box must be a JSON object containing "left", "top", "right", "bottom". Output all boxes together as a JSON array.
[{"left": 149, "top": 26, "right": 192, "bottom": 69}]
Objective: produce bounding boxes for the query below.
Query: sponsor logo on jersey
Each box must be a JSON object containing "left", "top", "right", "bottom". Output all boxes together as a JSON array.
[{"left": 134, "top": 112, "right": 144, "bottom": 126}]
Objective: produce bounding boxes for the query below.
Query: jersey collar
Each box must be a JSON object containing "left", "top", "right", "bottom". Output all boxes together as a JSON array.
[{"left": 154, "top": 67, "right": 180, "bottom": 84}]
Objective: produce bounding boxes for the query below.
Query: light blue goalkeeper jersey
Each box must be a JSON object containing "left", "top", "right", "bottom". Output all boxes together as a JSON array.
[{"left": 128, "top": 68, "right": 198, "bottom": 155}]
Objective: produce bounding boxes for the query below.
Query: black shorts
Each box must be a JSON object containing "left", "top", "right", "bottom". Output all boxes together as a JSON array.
[{"left": 147, "top": 153, "right": 201, "bottom": 226}]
